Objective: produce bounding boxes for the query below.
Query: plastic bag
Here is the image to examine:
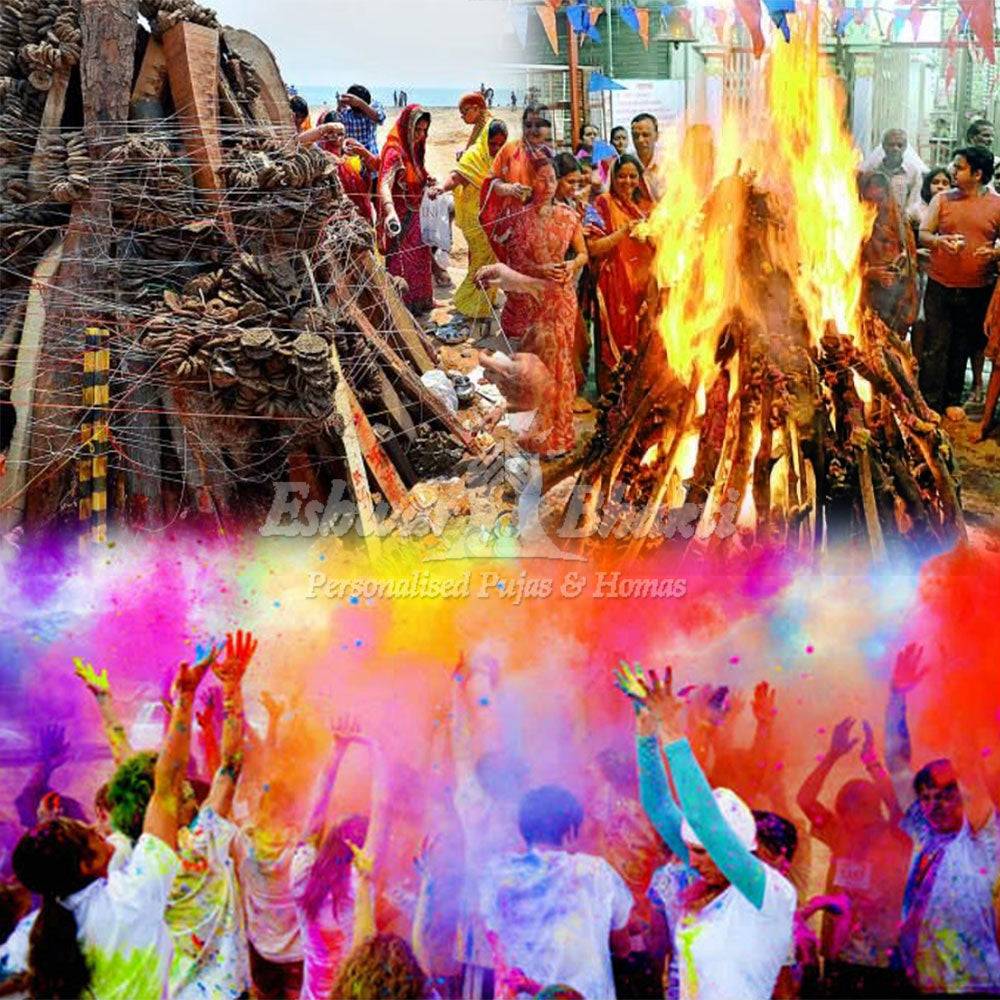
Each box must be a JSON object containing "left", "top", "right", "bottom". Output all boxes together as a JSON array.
[{"left": 420, "top": 191, "right": 452, "bottom": 252}]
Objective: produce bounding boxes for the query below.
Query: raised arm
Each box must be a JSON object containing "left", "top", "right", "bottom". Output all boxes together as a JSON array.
[
  {"left": 860, "top": 719, "right": 902, "bottom": 823},
  {"left": 15, "top": 725, "right": 70, "bottom": 827},
  {"left": 304, "top": 717, "right": 357, "bottom": 842},
  {"left": 797, "top": 717, "right": 858, "bottom": 831},
  {"left": 616, "top": 661, "right": 688, "bottom": 861},
  {"left": 411, "top": 835, "right": 437, "bottom": 971},
  {"left": 144, "top": 645, "right": 217, "bottom": 848},
  {"left": 73, "top": 658, "right": 134, "bottom": 766},
  {"left": 885, "top": 643, "right": 928, "bottom": 810},
  {"left": 350, "top": 738, "right": 388, "bottom": 944},
  {"left": 627, "top": 664, "right": 767, "bottom": 908},
  {"left": 204, "top": 630, "right": 256, "bottom": 818},
  {"left": 450, "top": 652, "right": 476, "bottom": 786},
  {"left": 196, "top": 691, "right": 222, "bottom": 779}
]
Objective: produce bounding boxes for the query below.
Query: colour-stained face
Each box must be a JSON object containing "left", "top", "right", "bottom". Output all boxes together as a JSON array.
[
  {"left": 611, "top": 129, "right": 628, "bottom": 154},
  {"left": 612, "top": 161, "right": 641, "bottom": 202},
  {"left": 460, "top": 103, "right": 479, "bottom": 125},
  {"left": 488, "top": 129, "right": 508, "bottom": 158},
  {"left": 930, "top": 171, "right": 952, "bottom": 198},
  {"left": 917, "top": 762, "right": 964, "bottom": 834},
  {"left": 532, "top": 163, "right": 557, "bottom": 204},
  {"left": 863, "top": 179, "right": 889, "bottom": 207},
  {"left": 631, "top": 119, "right": 658, "bottom": 160},
  {"left": 81, "top": 827, "right": 114, "bottom": 880},
  {"left": 556, "top": 170, "right": 581, "bottom": 201},
  {"left": 687, "top": 843, "right": 728, "bottom": 888}
]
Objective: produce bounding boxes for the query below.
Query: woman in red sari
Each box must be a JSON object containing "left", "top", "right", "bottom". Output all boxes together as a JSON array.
[
  {"left": 502, "top": 157, "right": 588, "bottom": 457},
  {"left": 377, "top": 105, "right": 439, "bottom": 315},
  {"left": 480, "top": 104, "right": 554, "bottom": 262},
  {"left": 586, "top": 154, "right": 655, "bottom": 392}
]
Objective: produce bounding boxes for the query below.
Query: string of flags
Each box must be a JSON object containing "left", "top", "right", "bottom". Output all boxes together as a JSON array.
[{"left": 512, "top": 0, "right": 997, "bottom": 63}]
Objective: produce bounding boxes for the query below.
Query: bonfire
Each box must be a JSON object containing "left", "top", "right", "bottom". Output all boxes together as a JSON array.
[{"left": 572, "top": 13, "right": 964, "bottom": 562}]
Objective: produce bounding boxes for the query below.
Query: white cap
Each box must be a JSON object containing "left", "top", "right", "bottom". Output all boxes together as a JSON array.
[{"left": 680, "top": 787, "right": 757, "bottom": 852}]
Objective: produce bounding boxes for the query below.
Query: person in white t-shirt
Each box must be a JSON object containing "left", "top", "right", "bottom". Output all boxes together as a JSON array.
[
  {"left": 290, "top": 717, "right": 386, "bottom": 999},
  {"left": 235, "top": 694, "right": 305, "bottom": 997},
  {"left": 619, "top": 662, "right": 796, "bottom": 1000},
  {"left": 481, "top": 784, "right": 634, "bottom": 999},
  {"left": 167, "top": 630, "right": 258, "bottom": 1000},
  {"left": 9, "top": 646, "right": 219, "bottom": 1000}
]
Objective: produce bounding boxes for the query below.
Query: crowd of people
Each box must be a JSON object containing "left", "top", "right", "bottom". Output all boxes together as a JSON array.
[
  {"left": 287, "top": 86, "right": 1000, "bottom": 460},
  {"left": 858, "top": 119, "right": 1000, "bottom": 443},
  {"left": 0, "top": 635, "right": 997, "bottom": 999}
]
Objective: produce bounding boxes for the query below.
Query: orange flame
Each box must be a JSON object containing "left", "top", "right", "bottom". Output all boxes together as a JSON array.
[{"left": 647, "top": 10, "right": 874, "bottom": 385}]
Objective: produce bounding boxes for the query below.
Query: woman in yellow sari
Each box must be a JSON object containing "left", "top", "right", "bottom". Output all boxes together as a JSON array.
[{"left": 440, "top": 94, "right": 504, "bottom": 323}]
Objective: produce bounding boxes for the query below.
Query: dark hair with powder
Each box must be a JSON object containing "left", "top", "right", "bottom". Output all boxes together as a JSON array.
[
  {"left": 331, "top": 933, "right": 429, "bottom": 999},
  {"left": 12, "top": 819, "right": 96, "bottom": 998}
]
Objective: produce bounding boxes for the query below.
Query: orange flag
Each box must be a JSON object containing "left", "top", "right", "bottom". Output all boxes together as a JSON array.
[
  {"left": 589, "top": 6, "right": 604, "bottom": 31},
  {"left": 545, "top": 0, "right": 562, "bottom": 7},
  {"left": 637, "top": 8, "right": 650, "bottom": 49},
  {"left": 537, "top": 4, "right": 559, "bottom": 55}
]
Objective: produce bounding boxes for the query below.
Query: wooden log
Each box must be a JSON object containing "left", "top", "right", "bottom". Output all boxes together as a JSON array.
[
  {"left": 162, "top": 387, "right": 232, "bottom": 526},
  {"left": 328, "top": 334, "right": 380, "bottom": 556},
  {"left": 163, "top": 23, "right": 229, "bottom": 201},
  {"left": 27, "top": 67, "right": 72, "bottom": 199},
  {"left": 130, "top": 36, "right": 169, "bottom": 120},
  {"left": 330, "top": 273, "right": 475, "bottom": 451},
  {"left": 353, "top": 252, "right": 437, "bottom": 373},
  {"left": 340, "top": 381, "right": 409, "bottom": 512},
  {"left": 221, "top": 29, "right": 296, "bottom": 137},
  {"left": 857, "top": 446, "right": 888, "bottom": 564},
  {"left": 26, "top": 0, "right": 140, "bottom": 528},
  {"left": 1, "top": 240, "right": 65, "bottom": 534}
]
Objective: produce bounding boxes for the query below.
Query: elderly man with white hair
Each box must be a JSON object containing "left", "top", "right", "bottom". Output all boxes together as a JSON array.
[
  {"left": 860, "top": 128, "right": 928, "bottom": 212},
  {"left": 617, "top": 662, "right": 796, "bottom": 1000}
]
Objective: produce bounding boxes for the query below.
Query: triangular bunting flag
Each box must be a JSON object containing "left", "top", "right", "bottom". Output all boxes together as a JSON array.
[
  {"left": 637, "top": 8, "right": 650, "bottom": 48},
  {"left": 620, "top": 5, "right": 640, "bottom": 34},
  {"left": 764, "top": 0, "right": 795, "bottom": 42},
  {"left": 703, "top": 5, "right": 728, "bottom": 44},
  {"left": 545, "top": 0, "right": 562, "bottom": 7},
  {"left": 735, "top": 0, "right": 766, "bottom": 57},
  {"left": 566, "top": 3, "right": 589, "bottom": 34},
  {"left": 908, "top": 3, "right": 923, "bottom": 40},
  {"left": 510, "top": 3, "right": 530, "bottom": 47},
  {"left": 536, "top": 3, "right": 559, "bottom": 54}
]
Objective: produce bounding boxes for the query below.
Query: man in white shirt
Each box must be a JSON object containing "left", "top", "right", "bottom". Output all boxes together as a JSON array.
[
  {"left": 860, "top": 128, "right": 927, "bottom": 212},
  {"left": 481, "top": 785, "right": 633, "bottom": 999},
  {"left": 631, "top": 113, "right": 663, "bottom": 202}
]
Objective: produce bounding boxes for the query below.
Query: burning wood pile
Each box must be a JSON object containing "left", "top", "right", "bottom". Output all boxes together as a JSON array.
[
  {"left": 572, "top": 23, "right": 965, "bottom": 562},
  {"left": 0, "top": 0, "right": 474, "bottom": 536}
]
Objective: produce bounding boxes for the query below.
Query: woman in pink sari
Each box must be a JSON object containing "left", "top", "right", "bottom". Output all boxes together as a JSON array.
[
  {"left": 502, "top": 157, "right": 588, "bottom": 458},
  {"left": 377, "top": 105, "right": 440, "bottom": 315}
]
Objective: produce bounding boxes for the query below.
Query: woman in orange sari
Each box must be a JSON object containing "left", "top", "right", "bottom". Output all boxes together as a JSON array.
[
  {"left": 377, "top": 105, "right": 439, "bottom": 315},
  {"left": 586, "top": 154, "right": 655, "bottom": 392},
  {"left": 502, "top": 156, "right": 588, "bottom": 457},
  {"left": 480, "top": 104, "right": 554, "bottom": 261}
]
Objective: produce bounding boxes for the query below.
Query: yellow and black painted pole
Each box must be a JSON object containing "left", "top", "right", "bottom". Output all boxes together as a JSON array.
[{"left": 80, "top": 327, "right": 109, "bottom": 545}]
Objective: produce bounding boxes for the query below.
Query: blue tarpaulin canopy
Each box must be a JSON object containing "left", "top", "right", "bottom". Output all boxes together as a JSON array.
[{"left": 588, "top": 71, "right": 626, "bottom": 92}]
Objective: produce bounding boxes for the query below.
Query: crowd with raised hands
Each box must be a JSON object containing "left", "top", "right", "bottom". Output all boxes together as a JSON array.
[{"left": 0, "top": 636, "right": 997, "bottom": 1000}]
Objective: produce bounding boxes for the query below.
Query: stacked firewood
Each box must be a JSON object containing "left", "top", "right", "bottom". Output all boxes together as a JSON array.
[{"left": 576, "top": 172, "right": 965, "bottom": 559}]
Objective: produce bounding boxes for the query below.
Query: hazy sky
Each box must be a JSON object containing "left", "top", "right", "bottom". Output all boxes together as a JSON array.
[{"left": 210, "top": 0, "right": 510, "bottom": 88}]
